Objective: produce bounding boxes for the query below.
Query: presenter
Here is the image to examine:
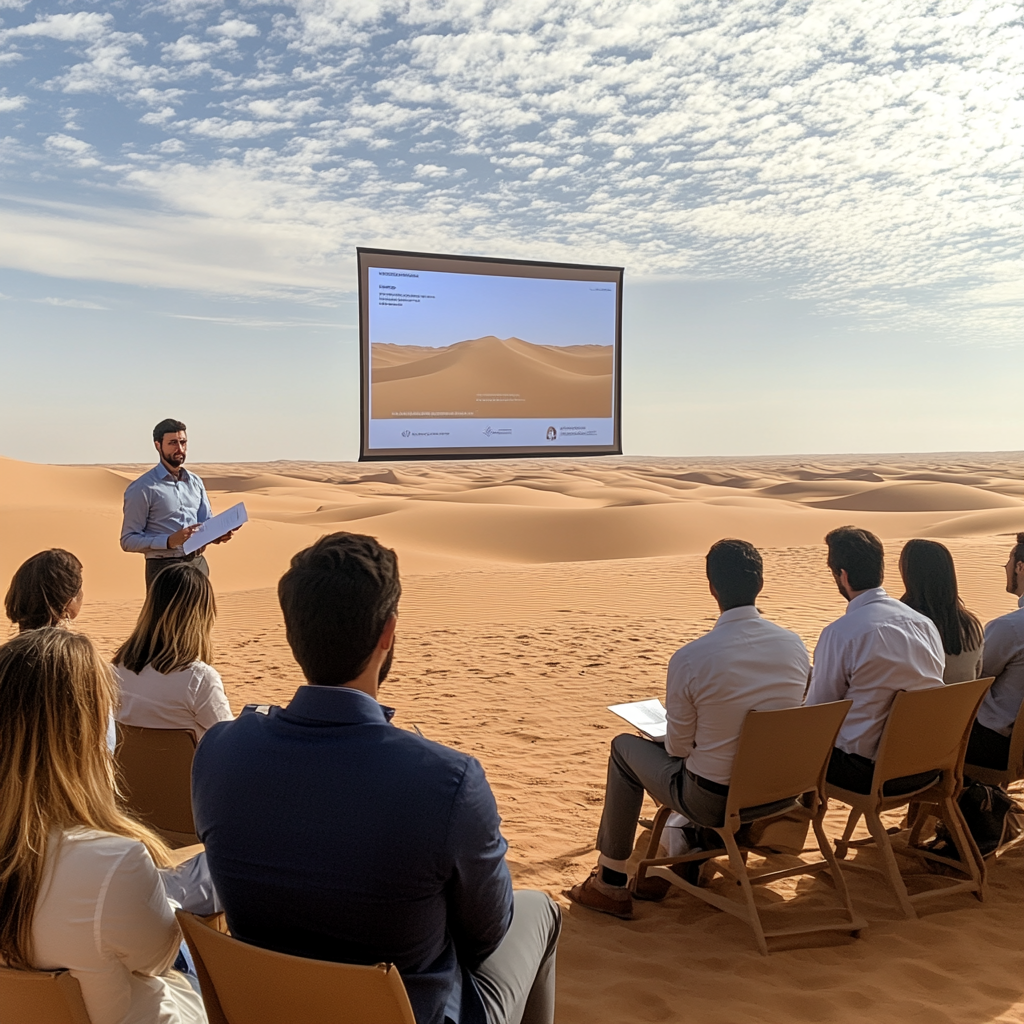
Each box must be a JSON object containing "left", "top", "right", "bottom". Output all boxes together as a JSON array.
[{"left": 120, "top": 418, "right": 236, "bottom": 589}]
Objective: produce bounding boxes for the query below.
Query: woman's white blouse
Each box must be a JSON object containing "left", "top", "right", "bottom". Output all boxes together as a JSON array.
[
  {"left": 31, "top": 829, "right": 206, "bottom": 1024},
  {"left": 113, "top": 661, "right": 233, "bottom": 739}
]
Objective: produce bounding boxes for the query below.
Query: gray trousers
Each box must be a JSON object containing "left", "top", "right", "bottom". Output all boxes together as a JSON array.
[
  {"left": 145, "top": 554, "right": 209, "bottom": 590},
  {"left": 468, "top": 890, "right": 561, "bottom": 1024},
  {"left": 596, "top": 733, "right": 729, "bottom": 861}
]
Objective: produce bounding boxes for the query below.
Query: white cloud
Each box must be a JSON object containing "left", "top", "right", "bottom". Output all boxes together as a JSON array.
[
  {"left": 45, "top": 133, "right": 100, "bottom": 166},
  {"left": 36, "top": 296, "right": 108, "bottom": 308},
  {"left": 0, "top": 12, "right": 113, "bottom": 42},
  {"left": 208, "top": 19, "right": 259, "bottom": 40},
  {"left": 0, "top": 91, "right": 27, "bottom": 112}
]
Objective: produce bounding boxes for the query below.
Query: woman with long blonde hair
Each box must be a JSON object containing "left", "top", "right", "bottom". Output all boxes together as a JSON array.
[
  {"left": 113, "top": 563, "right": 232, "bottom": 739},
  {"left": 0, "top": 627, "right": 206, "bottom": 1023}
]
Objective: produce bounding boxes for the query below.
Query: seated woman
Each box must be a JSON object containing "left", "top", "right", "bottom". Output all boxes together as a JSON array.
[
  {"left": 112, "top": 563, "right": 232, "bottom": 740},
  {"left": 0, "top": 627, "right": 206, "bottom": 1024},
  {"left": 4, "top": 548, "right": 84, "bottom": 632},
  {"left": 899, "top": 538, "right": 984, "bottom": 683}
]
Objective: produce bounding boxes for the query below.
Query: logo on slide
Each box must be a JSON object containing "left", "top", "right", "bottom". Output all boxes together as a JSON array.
[
  {"left": 546, "top": 426, "right": 557, "bottom": 441},
  {"left": 483, "top": 426, "right": 512, "bottom": 438},
  {"left": 401, "top": 430, "right": 411, "bottom": 438}
]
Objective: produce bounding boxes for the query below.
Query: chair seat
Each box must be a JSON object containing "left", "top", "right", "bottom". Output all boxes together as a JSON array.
[{"left": 738, "top": 797, "right": 800, "bottom": 823}]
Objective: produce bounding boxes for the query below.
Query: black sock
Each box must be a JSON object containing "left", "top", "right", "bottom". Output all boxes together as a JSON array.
[{"left": 601, "top": 866, "right": 628, "bottom": 887}]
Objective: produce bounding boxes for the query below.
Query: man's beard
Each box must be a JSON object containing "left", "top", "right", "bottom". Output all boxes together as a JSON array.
[
  {"left": 378, "top": 639, "right": 395, "bottom": 687},
  {"left": 164, "top": 450, "right": 186, "bottom": 466}
]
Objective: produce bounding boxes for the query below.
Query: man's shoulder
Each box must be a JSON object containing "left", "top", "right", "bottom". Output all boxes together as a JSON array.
[
  {"left": 986, "top": 604, "right": 1024, "bottom": 638},
  {"left": 124, "top": 465, "right": 161, "bottom": 495}
]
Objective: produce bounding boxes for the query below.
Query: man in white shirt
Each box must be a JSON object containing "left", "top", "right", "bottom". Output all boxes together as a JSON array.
[
  {"left": 567, "top": 539, "right": 809, "bottom": 920},
  {"left": 968, "top": 531, "right": 1024, "bottom": 772},
  {"left": 806, "top": 526, "right": 944, "bottom": 794}
]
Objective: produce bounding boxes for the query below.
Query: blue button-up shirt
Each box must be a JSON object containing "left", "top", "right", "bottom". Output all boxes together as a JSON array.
[
  {"left": 120, "top": 464, "right": 212, "bottom": 559},
  {"left": 192, "top": 686, "right": 513, "bottom": 1024}
]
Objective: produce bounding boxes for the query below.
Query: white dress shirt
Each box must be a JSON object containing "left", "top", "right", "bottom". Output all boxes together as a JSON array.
[
  {"left": 665, "top": 605, "right": 810, "bottom": 785},
  {"left": 114, "top": 661, "right": 233, "bottom": 739},
  {"left": 806, "top": 588, "right": 944, "bottom": 759},
  {"left": 31, "top": 829, "right": 206, "bottom": 1024},
  {"left": 979, "top": 594, "right": 1024, "bottom": 736}
]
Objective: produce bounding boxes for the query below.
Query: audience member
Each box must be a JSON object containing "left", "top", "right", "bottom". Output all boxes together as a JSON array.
[
  {"left": 112, "top": 562, "right": 232, "bottom": 740},
  {"left": 968, "top": 532, "right": 1024, "bottom": 771},
  {"left": 806, "top": 526, "right": 944, "bottom": 794},
  {"left": 192, "top": 532, "right": 561, "bottom": 1024},
  {"left": 566, "top": 539, "right": 810, "bottom": 920},
  {"left": 0, "top": 628, "right": 205, "bottom": 1024},
  {"left": 899, "top": 539, "right": 984, "bottom": 683},
  {"left": 4, "top": 548, "right": 84, "bottom": 632}
]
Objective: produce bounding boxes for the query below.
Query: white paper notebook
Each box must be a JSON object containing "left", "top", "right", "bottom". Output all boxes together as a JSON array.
[
  {"left": 182, "top": 502, "right": 248, "bottom": 555},
  {"left": 606, "top": 698, "right": 667, "bottom": 741}
]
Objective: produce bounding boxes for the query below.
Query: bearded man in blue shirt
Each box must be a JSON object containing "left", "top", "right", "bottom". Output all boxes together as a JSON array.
[
  {"left": 120, "top": 418, "right": 236, "bottom": 589},
  {"left": 192, "top": 532, "right": 561, "bottom": 1024}
]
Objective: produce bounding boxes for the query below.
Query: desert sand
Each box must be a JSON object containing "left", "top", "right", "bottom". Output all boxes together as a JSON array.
[
  {"left": 371, "top": 337, "right": 614, "bottom": 417},
  {"left": 1, "top": 451, "right": 1022, "bottom": 1024}
]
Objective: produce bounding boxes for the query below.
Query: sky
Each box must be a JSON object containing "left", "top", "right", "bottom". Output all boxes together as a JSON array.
[{"left": 0, "top": 0, "right": 1021, "bottom": 464}]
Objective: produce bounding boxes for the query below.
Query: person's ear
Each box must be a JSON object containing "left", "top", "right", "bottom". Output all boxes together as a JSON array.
[
  {"left": 708, "top": 580, "right": 718, "bottom": 601},
  {"left": 378, "top": 613, "right": 397, "bottom": 651}
]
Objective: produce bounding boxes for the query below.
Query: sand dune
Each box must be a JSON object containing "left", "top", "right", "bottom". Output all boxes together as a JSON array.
[
  {"left": 370, "top": 336, "right": 614, "bottom": 418},
  {"left": 2, "top": 452, "right": 1023, "bottom": 1024}
]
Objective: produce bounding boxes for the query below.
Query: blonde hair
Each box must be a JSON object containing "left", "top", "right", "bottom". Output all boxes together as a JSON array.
[
  {"left": 0, "top": 628, "right": 171, "bottom": 969},
  {"left": 113, "top": 563, "right": 215, "bottom": 674}
]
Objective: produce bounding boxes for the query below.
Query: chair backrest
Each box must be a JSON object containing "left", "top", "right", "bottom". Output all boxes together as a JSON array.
[
  {"left": 1004, "top": 697, "right": 1024, "bottom": 781},
  {"left": 176, "top": 911, "right": 417, "bottom": 1024},
  {"left": 0, "top": 967, "right": 91, "bottom": 1024},
  {"left": 872, "top": 677, "right": 993, "bottom": 784},
  {"left": 115, "top": 724, "right": 197, "bottom": 836},
  {"left": 726, "top": 700, "right": 853, "bottom": 814}
]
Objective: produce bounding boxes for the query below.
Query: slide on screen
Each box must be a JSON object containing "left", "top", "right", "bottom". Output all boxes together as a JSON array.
[{"left": 358, "top": 248, "right": 623, "bottom": 460}]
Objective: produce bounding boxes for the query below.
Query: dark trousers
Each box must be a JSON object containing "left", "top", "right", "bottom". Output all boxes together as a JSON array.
[
  {"left": 595, "top": 733, "right": 728, "bottom": 861},
  {"left": 145, "top": 554, "right": 209, "bottom": 590},
  {"left": 965, "top": 721, "right": 1011, "bottom": 772},
  {"left": 826, "top": 747, "right": 940, "bottom": 796}
]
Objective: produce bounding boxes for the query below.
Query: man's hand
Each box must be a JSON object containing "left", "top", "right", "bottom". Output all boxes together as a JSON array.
[
  {"left": 168, "top": 524, "right": 201, "bottom": 550},
  {"left": 211, "top": 526, "right": 241, "bottom": 545}
]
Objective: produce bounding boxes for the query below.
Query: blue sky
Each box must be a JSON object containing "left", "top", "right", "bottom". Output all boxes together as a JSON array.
[
  {"left": 368, "top": 269, "right": 617, "bottom": 347},
  {"left": 0, "top": 0, "right": 1021, "bottom": 463}
]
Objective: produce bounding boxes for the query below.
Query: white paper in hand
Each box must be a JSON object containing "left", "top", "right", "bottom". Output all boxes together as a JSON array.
[
  {"left": 606, "top": 698, "right": 667, "bottom": 741},
  {"left": 182, "top": 502, "right": 248, "bottom": 555}
]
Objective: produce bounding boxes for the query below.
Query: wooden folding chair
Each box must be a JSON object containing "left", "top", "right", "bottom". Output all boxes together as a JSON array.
[
  {"left": 176, "top": 911, "right": 416, "bottom": 1024},
  {"left": 827, "top": 677, "right": 994, "bottom": 920},
  {"left": 115, "top": 723, "right": 199, "bottom": 847},
  {"left": 0, "top": 967, "right": 90, "bottom": 1024},
  {"left": 965, "top": 696, "right": 1024, "bottom": 790},
  {"left": 634, "top": 700, "right": 865, "bottom": 955}
]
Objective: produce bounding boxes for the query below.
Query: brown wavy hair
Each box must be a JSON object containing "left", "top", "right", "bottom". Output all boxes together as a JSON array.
[
  {"left": 113, "top": 562, "right": 215, "bottom": 674},
  {"left": 4, "top": 549, "right": 83, "bottom": 632},
  {"left": 0, "top": 628, "right": 171, "bottom": 969}
]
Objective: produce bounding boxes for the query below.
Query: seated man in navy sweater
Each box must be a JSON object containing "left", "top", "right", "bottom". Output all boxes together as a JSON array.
[{"left": 192, "top": 532, "right": 560, "bottom": 1024}]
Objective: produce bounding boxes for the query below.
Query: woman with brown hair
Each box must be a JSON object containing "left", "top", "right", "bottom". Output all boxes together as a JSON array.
[
  {"left": 0, "top": 627, "right": 206, "bottom": 1024},
  {"left": 899, "top": 538, "right": 985, "bottom": 683},
  {"left": 4, "top": 548, "right": 84, "bottom": 632},
  {"left": 112, "top": 562, "right": 232, "bottom": 739}
]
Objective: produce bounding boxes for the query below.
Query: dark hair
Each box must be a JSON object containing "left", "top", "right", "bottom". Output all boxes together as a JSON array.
[
  {"left": 825, "top": 526, "right": 884, "bottom": 591},
  {"left": 4, "top": 549, "right": 84, "bottom": 632},
  {"left": 1014, "top": 532, "right": 1024, "bottom": 567},
  {"left": 706, "top": 539, "right": 763, "bottom": 609},
  {"left": 153, "top": 418, "right": 187, "bottom": 443},
  {"left": 278, "top": 532, "right": 401, "bottom": 686},
  {"left": 113, "top": 563, "right": 216, "bottom": 674},
  {"left": 899, "top": 539, "right": 983, "bottom": 656}
]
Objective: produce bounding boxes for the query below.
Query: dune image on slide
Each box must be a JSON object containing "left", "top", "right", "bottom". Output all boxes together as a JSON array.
[{"left": 371, "top": 336, "right": 613, "bottom": 418}]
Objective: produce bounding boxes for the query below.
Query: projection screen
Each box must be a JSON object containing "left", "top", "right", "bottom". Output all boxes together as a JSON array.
[{"left": 358, "top": 248, "right": 623, "bottom": 461}]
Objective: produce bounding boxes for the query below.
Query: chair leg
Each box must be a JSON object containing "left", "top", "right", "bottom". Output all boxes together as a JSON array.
[
  {"left": 864, "top": 809, "right": 916, "bottom": 919},
  {"left": 811, "top": 809, "right": 860, "bottom": 931},
  {"left": 938, "top": 794, "right": 986, "bottom": 899},
  {"left": 721, "top": 830, "right": 768, "bottom": 955},
  {"left": 835, "top": 807, "right": 861, "bottom": 860}
]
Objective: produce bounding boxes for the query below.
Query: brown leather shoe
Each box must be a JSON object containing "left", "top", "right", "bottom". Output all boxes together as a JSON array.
[{"left": 565, "top": 869, "right": 634, "bottom": 920}]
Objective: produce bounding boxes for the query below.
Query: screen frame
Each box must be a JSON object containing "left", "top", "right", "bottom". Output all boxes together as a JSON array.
[{"left": 357, "top": 247, "right": 624, "bottom": 462}]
